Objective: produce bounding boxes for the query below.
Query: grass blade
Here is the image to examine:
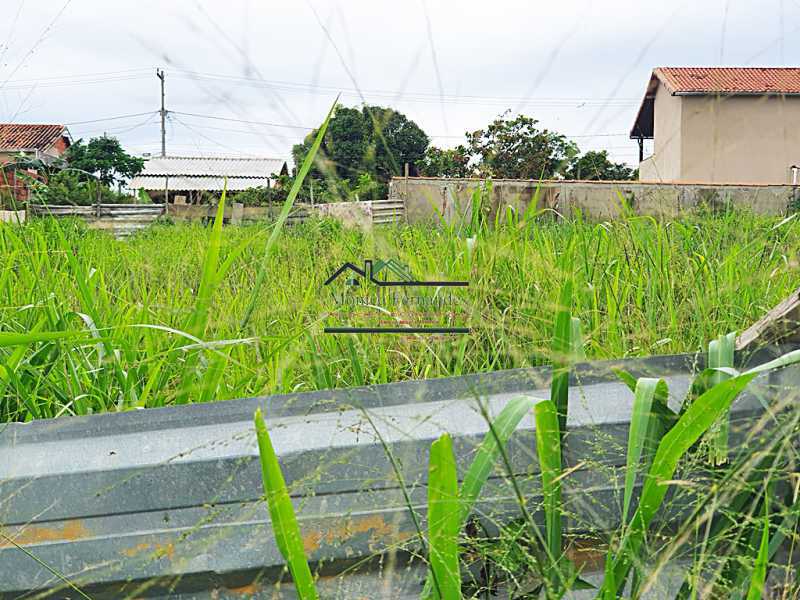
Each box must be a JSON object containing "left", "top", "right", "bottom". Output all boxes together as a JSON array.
[
  {"left": 602, "top": 347, "right": 800, "bottom": 595},
  {"left": 621, "top": 377, "right": 667, "bottom": 526},
  {"left": 423, "top": 396, "right": 539, "bottom": 598},
  {"left": 428, "top": 433, "right": 461, "bottom": 600},
  {"left": 745, "top": 500, "right": 770, "bottom": 600},
  {"left": 551, "top": 278, "right": 574, "bottom": 442},
  {"left": 176, "top": 184, "right": 227, "bottom": 404},
  {"left": 707, "top": 332, "right": 736, "bottom": 465},
  {"left": 459, "top": 396, "right": 538, "bottom": 523},
  {"left": 240, "top": 96, "right": 339, "bottom": 330},
  {"left": 602, "top": 347, "right": 800, "bottom": 594},
  {"left": 254, "top": 408, "right": 318, "bottom": 600},
  {"left": 535, "top": 399, "right": 563, "bottom": 587},
  {"left": 187, "top": 183, "right": 226, "bottom": 338},
  {"left": 0, "top": 330, "right": 84, "bottom": 347}
]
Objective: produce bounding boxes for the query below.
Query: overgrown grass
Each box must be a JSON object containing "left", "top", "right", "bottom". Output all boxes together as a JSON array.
[
  {"left": 0, "top": 208, "right": 798, "bottom": 421},
  {"left": 252, "top": 280, "right": 800, "bottom": 598}
]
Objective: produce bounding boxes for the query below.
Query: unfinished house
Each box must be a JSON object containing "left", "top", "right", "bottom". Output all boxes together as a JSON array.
[{"left": 631, "top": 67, "right": 800, "bottom": 184}]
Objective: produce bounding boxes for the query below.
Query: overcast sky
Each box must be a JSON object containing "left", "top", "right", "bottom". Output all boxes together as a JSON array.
[{"left": 0, "top": 0, "right": 797, "bottom": 166}]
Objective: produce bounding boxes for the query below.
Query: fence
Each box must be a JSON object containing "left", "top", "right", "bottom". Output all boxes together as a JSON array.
[
  {"left": 27, "top": 203, "right": 165, "bottom": 236},
  {"left": 370, "top": 198, "right": 405, "bottom": 224},
  {"left": 24, "top": 199, "right": 406, "bottom": 234},
  {"left": 389, "top": 177, "right": 798, "bottom": 224},
  {"left": 166, "top": 201, "right": 311, "bottom": 225}
]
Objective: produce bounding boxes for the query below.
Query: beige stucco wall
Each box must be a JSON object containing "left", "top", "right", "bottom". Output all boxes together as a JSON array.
[
  {"left": 641, "top": 85, "right": 800, "bottom": 184},
  {"left": 680, "top": 94, "right": 800, "bottom": 184},
  {"left": 642, "top": 81, "right": 683, "bottom": 181}
]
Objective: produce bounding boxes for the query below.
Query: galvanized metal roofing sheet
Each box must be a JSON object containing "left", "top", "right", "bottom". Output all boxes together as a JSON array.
[
  {"left": 0, "top": 123, "right": 67, "bottom": 150},
  {"left": 0, "top": 346, "right": 794, "bottom": 597},
  {"left": 129, "top": 174, "right": 273, "bottom": 191},
  {"left": 655, "top": 67, "right": 800, "bottom": 95},
  {"left": 139, "top": 156, "right": 286, "bottom": 178}
]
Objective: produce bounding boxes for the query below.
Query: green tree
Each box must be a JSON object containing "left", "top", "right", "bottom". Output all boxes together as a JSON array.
[
  {"left": 467, "top": 113, "right": 578, "bottom": 179},
  {"left": 292, "top": 104, "right": 429, "bottom": 200},
  {"left": 420, "top": 145, "right": 472, "bottom": 178},
  {"left": 363, "top": 105, "right": 429, "bottom": 182},
  {"left": 66, "top": 136, "right": 145, "bottom": 187},
  {"left": 564, "top": 150, "right": 636, "bottom": 181}
]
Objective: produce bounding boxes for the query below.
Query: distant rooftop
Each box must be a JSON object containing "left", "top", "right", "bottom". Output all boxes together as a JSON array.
[
  {"left": 130, "top": 155, "right": 288, "bottom": 191},
  {"left": 654, "top": 67, "right": 800, "bottom": 95},
  {"left": 0, "top": 124, "right": 70, "bottom": 151}
]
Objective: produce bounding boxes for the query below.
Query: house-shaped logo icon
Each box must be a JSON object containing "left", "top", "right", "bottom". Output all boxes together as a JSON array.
[{"left": 324, "top": 259, "right": 468, "bottom": 287}]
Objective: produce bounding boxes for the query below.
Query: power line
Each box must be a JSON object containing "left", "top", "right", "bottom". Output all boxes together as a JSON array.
[
  {"left": 65, "top": 111, "right": 156, "bottom": 126},
  {"left": 170, "top": 110, "right": 629, "bottom": 140},
  {"left": 0, "top": 0, "right": 73, "bottom": 89},
  {"left": 170, "top": 111, "right": 313, "bottom": 130},
  {"left": 76, "top": 113, "right": 159, "bottom": 137},
  {"left": 172, "top": 71, "right": 639, "bottom": 108},
  {"left": 1, "top": 66, "right": 639, "bottom": 106},
  {"left": 0, "top": 74, "right": 151, "bottom": 91}
]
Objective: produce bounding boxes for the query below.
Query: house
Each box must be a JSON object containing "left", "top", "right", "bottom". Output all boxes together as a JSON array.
[
  {"left": 630, "top": 67, "right": 800, "bottom": 184},
  {"left": 129, "top": 156, "right": 289, "bottom": 203},
  {"left": 0, "top": 124, "right": 71, "bottom": 203}
]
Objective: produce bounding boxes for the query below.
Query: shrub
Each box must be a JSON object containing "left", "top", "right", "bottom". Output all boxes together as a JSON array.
[{"left": 27, "top": 170, "right": 133, "bottom": 205}]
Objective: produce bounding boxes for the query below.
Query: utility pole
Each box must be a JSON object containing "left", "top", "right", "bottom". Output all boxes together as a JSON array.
[{"left": 156, "top": 68, "right": 167, "bottom": 157}]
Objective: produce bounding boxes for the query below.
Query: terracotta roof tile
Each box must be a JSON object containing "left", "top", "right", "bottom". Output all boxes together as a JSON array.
[
  {"left": 0, "top": 124, "right": 67, "bottom": 151},
  {"left": 655, "top": 67, "right": 800, "bottom": 95}
]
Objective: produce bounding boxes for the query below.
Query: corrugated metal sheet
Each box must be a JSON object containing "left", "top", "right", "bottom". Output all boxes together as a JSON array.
[
  {"left": 0, "top": 347, "right": 794, "bottom": 598},
  {"left": 28, "top": 204, "right": 165, "bottom": 237},
  {"left": 138, "top": 156, "right": 287, "bottom": 177},
  {"left": 129, "top": 174, "right": 274, "bottom": 191}
]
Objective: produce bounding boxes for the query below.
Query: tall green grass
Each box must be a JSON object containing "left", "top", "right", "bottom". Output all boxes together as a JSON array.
[{"left": 0, "top": 208, "right": 798, "bottom": 421}]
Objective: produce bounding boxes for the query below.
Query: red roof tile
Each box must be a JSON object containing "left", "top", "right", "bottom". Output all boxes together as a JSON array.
[
  {"left": 0, "top": 124, "right": 68, "bottom": 151},
  {"left": 654, "top": 67, "right": 800, "bottom": 95}
]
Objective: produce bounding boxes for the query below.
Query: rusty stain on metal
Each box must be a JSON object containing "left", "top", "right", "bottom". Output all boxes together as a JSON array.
[
  {"left": 226, "top": 582, "right": 262, "bottom": 596},
  {"left": 120, "top": 541, "right": 174, "bottom": 561},
  {"left": 0, "top": 520, "right": 91, "bottom": 548},
  {"left": 153, "top": 541, "right": 175, "bottom": 560},
  {"left": 122, "top": 542, "right": 151, "bottom": 558},
  {"left": 565, "top": 537, "right": 607, "bottom": 572},
  {"left": 302, "top": 514, "right": 400, "bottom": 554}
]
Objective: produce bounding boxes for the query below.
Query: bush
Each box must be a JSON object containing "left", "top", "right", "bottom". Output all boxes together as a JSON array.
[
  {"left": 229, "top": 185, "right": 288, "bottom": 207},
  {"left": 27, "top": 170, "right": 133, "bottom": 206}
]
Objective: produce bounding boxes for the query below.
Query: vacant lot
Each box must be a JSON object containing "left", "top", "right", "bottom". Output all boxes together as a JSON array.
[{"left": 1, "top": 210, "right": 798, "bottom": 421}]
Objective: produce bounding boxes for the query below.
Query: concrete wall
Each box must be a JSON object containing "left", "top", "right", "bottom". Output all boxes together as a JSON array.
[
  {"left": 0, "top": 210, "right": 25, "bottom": 224},
  {"left": 315, "top": 200, "right": 373, "bottom": 230},
  {"left": 167, "top": 201, "right": 377, "bottom": 230},
  {"left": 641, "top": 87, "right": 800, "bottom": 184},
  {"left": 390, "top": 177, "right": 795, "bottom": 224}
]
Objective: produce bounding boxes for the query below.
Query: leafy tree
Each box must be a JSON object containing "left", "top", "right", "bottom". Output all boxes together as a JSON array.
[
  {"left": 420, "top": 145, "right": 472, "bottom": 178},
  {"left": 564, "top": 150, "right": 636, "bottom": 181},
  {"left": 467, "top": 113, "right": 578, "bottom": 179},
  {"left": 292, "top": 104, "right": 429, "bottom": 200},
  {"left": 363, "top": 105, "right": 429, "bottom": 182},
  {"left": 65, "top": 136, "right": 145, "bottom": 187}
]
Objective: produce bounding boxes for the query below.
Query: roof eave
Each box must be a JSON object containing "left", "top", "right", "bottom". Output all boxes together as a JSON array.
[
  {"left": 629, "top": 72, "right": 659, "bottom": 139},
  {"left": 671, "top": 90, "right": 800, "bottom": 96}
]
